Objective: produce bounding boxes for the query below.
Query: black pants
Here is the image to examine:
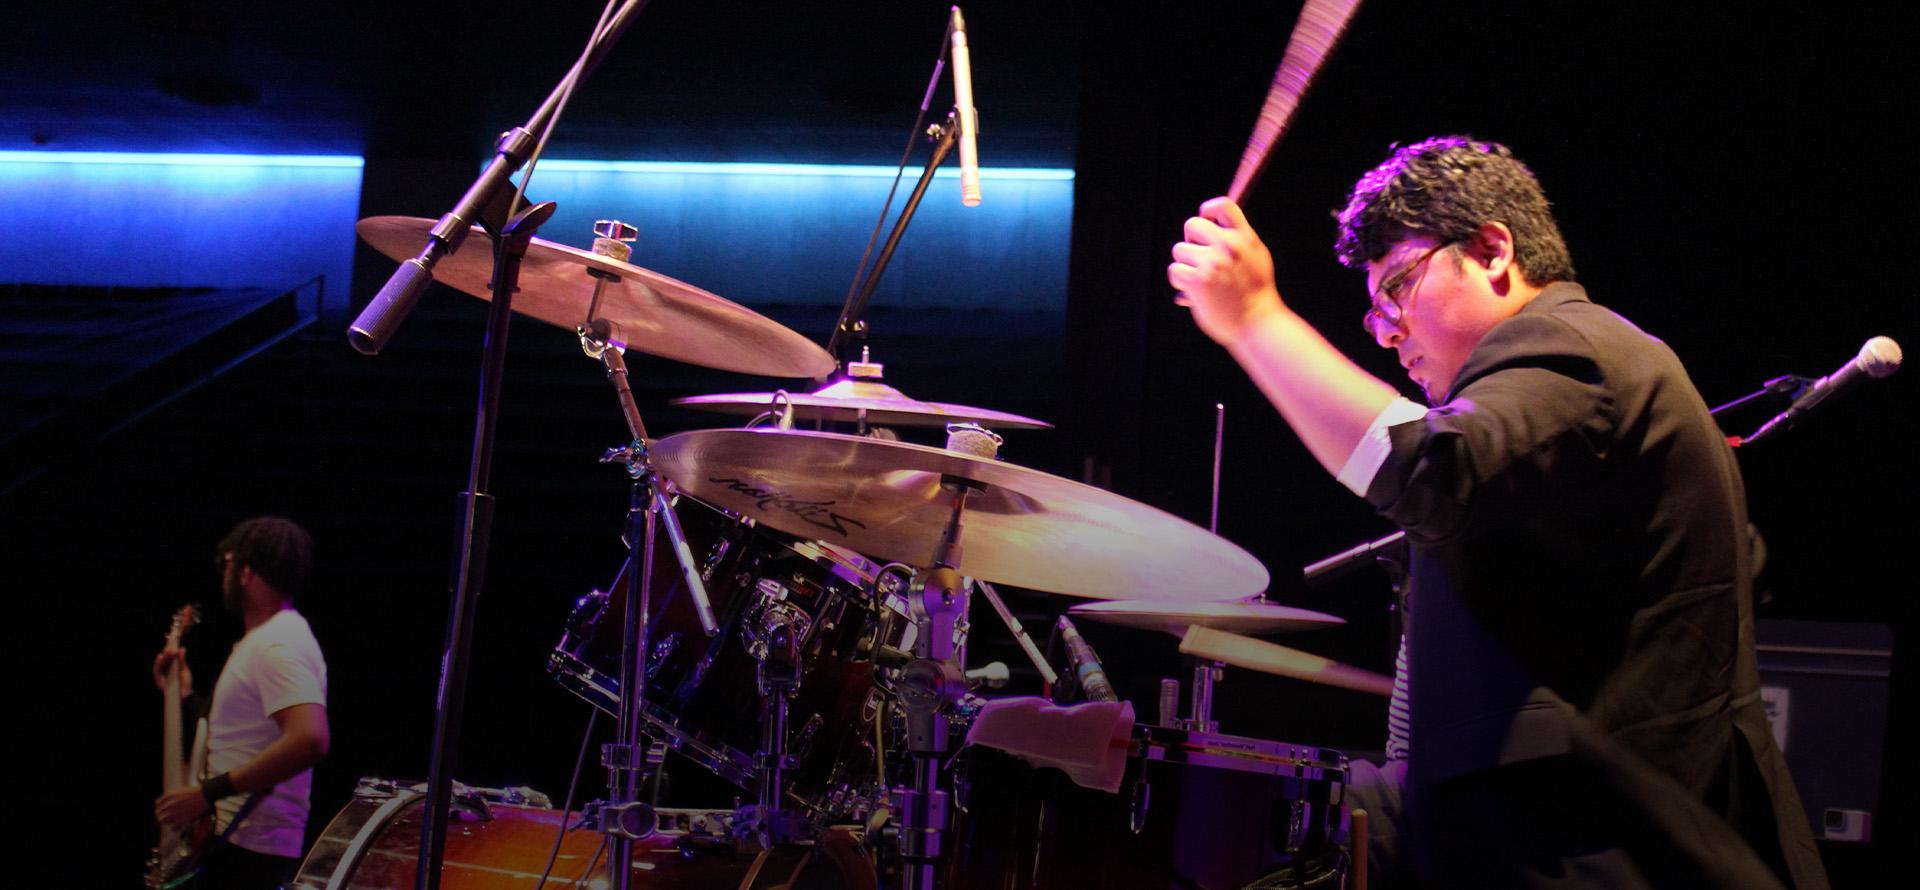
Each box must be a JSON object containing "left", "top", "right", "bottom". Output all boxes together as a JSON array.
[
  {"left": 192, "top": 842, "right": 299, "bottom": 890},
  {"left": 1350, "top": 754, "right": 1794, "bottom": 890}
]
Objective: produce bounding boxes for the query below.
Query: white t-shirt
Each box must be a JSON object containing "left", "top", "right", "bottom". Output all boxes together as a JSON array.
[{"left": 206, "top": 608, "right": 327, "bottom": 858}]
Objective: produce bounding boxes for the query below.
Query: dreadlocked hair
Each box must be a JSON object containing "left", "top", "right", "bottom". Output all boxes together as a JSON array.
[{"left": 217, "top": 515, "right": 314, "bottom": 600}]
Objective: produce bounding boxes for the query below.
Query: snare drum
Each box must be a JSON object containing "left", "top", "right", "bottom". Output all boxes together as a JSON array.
[
  {"left": 550, "top": 496, "right": 900, "bottom": 818},
  {"left": 288, "top": 779, "right": 778, "bottom": 889},
  {"left": 950, "top": 726, "right": 1350, "bottom": 890}
]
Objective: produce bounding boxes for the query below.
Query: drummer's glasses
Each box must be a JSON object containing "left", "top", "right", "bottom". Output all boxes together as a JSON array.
[{"left": 1364, "top": 240, "right": 1455, "bottom": 339}]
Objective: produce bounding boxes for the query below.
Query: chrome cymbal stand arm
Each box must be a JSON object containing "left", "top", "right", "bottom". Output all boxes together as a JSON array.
[
  {"left": 580, "top": 320, "right": 726, "bottom": 889},
  {"left": 893, "top": 483, "right": 975, "bottom": 890},
  {"left": 598, "top": 476, "right": 660, "bottom": 890},
  {"left": 584, "top": 320, "right": 719, "bottom": 637},
  {"left": 1190, "top": 402, "right": 1226, "bottom": 732},
  {"left": 975, "top": 580, "right": 1058, "bottom": 686}
]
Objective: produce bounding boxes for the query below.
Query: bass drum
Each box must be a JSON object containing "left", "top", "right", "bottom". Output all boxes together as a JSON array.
[{"left": 290, "top": 779, "right": 810, "bottom": 889}]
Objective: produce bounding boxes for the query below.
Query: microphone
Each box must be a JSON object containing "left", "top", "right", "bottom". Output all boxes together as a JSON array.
[
  {"left": 1302, "top": 530, "right": 1407, "bottom": 586},
  {"left": 348, "top": 256, "right": 437, "bottom": 354},
  {"left": 1056, "top": 616, "right": 1117, "bottom": 703},
  {"left": 1743, "top": 336, "right": 1902, "bottom": 446},
  {"left": 949, "top": 6, "right": 981, "bottom": 207}
]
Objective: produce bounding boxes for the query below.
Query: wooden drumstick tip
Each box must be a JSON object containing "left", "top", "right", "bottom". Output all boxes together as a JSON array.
[
  {"left": 1351, "top": 806, "right": 1369, "bottom": 890},
  {"left": 1224, "top": 0, "right": 1367, "bottom": 204}
]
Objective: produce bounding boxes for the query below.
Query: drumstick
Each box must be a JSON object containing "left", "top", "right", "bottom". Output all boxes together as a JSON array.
[
  {"left": 1179, "top": 624, "right": 1392, "bottom": 696},
  {"left": 1352, "top": 807, "right": 1370, "bottom": 890},
  {"left": 1225, "top": 0, "right": 1367, "bottom": 204}
]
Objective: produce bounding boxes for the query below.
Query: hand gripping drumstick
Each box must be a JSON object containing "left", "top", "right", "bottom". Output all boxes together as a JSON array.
[{"left": 1225, "top": 0, "right": 1366, "bottom": 204}]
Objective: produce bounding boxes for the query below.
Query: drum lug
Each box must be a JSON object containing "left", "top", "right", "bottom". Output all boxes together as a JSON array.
[
  {"left": 791, "top": 712, "right": 824, "bottom": 765},
  {"left": 352, "top": 776, "right": 404, "bottom": 800},
  {"left": 449, "top": 793, "right": 493, "bottom": 823},
  {"left": 648, "top": 631, "right": 681, "bottom": 680},
  {"left": 1279, "top": 799, "right": 1310, "bottom": 854},
  {"left": 564, "top": 589, "right": 610, "bottom": 637},
  {"left": 585, "top": 799, "right": 659, "bottom": 840},
  {"left": 1129, "top": 776, "right": 1152, "bottom": 835},
  {"left": 951, "top": 756, "right": 973, "bottom": 815}
]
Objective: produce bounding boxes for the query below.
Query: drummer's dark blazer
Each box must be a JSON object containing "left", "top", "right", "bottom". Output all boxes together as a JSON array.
[{"left": 1365, "top": 283, "right": 1828, "bottom": 889}]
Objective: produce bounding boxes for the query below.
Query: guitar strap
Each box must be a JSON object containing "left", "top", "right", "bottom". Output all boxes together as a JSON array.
[
  {"left": 211, "top": 791, "right": 268, "bottom": 847},
  {"left": 195, "top": 675, "right": 267, "bottom": 852}
]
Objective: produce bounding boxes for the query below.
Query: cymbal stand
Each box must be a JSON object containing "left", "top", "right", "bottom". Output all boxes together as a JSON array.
[
  {"left": 580, "top": 310, "right": 723, "bottom": 890},
  {"left": 892, "top": 476, "right": 976, "bottom": 890},
  {"left": 581, "top": 221, "right": 720, "bottom": 638},
  {"left": 739, "top": 614, "right": 813, "bottom": 849},
  {"left": 1184, "top": 662, "right": 1224, "bottom": 733},
  {"left": 1185, "top": 403, "right": 1228, "bottom": 732},
  {"left": 974, "top": 580, "right": 1058, "bottom": 687}
]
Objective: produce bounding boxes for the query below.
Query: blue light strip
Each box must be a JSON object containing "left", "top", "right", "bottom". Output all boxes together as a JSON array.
[
  {"left": 0, "top": 151, "right": 365, "bottom": 316},
  {"left": 0, "top": 151, "right": 365, "bottom": 168},
  {"left": 532, "top": 159, "right": 1073, "bottom": 180}
]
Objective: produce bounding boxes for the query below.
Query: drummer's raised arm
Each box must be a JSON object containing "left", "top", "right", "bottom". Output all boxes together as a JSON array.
[{"left": 1168, "top": 197, "right": 1399, "bottom": 480}]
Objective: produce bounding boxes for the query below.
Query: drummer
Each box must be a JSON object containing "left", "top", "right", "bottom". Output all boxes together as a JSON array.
[{"left": 1168, "top": 136, "right": 1827, "bottom": 889}]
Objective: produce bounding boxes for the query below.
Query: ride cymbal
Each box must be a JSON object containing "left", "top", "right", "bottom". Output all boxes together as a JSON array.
[{"left": 648, "top": 428, "right": 1267, "bottom": 601}]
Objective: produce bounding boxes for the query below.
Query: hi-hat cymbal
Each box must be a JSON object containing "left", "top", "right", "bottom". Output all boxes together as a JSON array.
[
  {"left": 357, "top": 216, "right": 836, "bottom": 379},
  {"left": 1179, "top": 625, "right": 1392, "bottom": 696},
  {"left": 648, "top": 428, "right": 1267, "bottom": 601},
  {"left": 1069, "top": 597, "right": 1343, "bottom": 636},
  {"left": 672, "top": 377, "right": 1053, "bottom": 429}
]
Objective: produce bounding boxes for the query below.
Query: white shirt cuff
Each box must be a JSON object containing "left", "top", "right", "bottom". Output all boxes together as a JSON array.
[{"left": 1335, "top": 397, "right": 1429, "bottom": 497}]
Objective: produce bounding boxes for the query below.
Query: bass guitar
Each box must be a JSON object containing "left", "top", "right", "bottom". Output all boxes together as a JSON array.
[{"left": 146, "top": 604, "right": 212, "bottom": 890}]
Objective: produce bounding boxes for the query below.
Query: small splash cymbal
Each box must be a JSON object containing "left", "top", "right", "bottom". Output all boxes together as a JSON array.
[
  {"left": 673, "top": 377, "right": 1052, "bottom": 429},
  {"left": 1069, "top": 597, "right": 1343, "bottom": 636}
]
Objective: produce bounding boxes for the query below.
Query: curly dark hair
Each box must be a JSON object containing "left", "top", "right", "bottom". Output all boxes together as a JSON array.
[
  {"left": 1334, "top": 136, "right": 1575, "bottom": 284},
  {"left": 217, "top": 515, "right": 314, "bottom": 600}
]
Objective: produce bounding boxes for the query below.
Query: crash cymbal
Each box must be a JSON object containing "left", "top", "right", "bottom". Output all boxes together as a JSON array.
[
  {"left": 672, "top": 377, "right": 1053, "bottom": 429},
  {"left": 1069, "top": 597, "right": 1343, "bottom": 636},
  {"left": 1179, "top": 625, "right": 1392, "bottom": 696},
  {"left": 357, "top": 216, "right": 836, "bottom": 379},
  {"left": 649, "top": 428, "right": 1267, "bottom": 601}
]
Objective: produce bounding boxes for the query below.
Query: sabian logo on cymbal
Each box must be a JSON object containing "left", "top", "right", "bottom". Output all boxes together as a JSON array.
[{"left": 709, "top": 477, "right": 867, "bottom": 537}]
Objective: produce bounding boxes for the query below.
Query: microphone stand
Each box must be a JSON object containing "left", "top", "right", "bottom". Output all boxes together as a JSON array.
[
  {"left": 411, "top": 199, "right": 555, "bottom": 890},
  {"left": 822, "top": 114, "right": 962, "bottom": 370},
  {"left": 1709, "top": 374, "right": 1810, "bottom": 419},
  {"left": 347, "top": 0, "right": 652, "bottom": 354},
  {"left": 339, "top": 5, "right": 653, "bottom": 890}
]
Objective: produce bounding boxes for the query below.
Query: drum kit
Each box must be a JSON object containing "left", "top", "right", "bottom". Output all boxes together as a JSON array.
[{"left": 302, "top": 209, "right": 1393, "bottom": 889}]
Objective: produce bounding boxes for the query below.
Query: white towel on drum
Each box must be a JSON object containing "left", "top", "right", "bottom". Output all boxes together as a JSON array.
[{"left": 965, "top": 697, "right": 1136, "bottom": 793}]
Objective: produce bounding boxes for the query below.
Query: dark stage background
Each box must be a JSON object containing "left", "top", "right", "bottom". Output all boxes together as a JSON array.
[{"left": 2, "top": 1, "right": 1910, "bottom": 884}]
